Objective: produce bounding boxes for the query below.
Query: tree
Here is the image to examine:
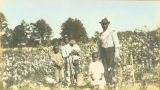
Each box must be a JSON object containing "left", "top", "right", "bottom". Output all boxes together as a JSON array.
[
  {"left": 60, "top": 18, "right": 89, "bottom": 43},
  {"left": 91, "top": 31, "right": 100, "bottom": 42},
  {"left": 26, "top": 23, "right": 40, "bottom": 47},
  {"left": 1, "top": 28, "right": 12, "bottom": 48},
  {"left": 12, "top": 20, "right": 28, "bottom": 47},
  {"left": 0, "top": 12, "right": 12, "bottom": 48},
  {"left": 35, "top": 19, "right": 52, "bottom": 46},
  {"left": 51, "top": 38, "right": 62, "bottom": 46},
  {"left": 0, "top": 12, "right": 8, "bottom": 31}
]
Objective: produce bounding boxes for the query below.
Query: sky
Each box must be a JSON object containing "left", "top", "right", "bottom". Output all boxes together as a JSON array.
[{"left": 1, "top": 0, "right": 160, "bottom": 38}]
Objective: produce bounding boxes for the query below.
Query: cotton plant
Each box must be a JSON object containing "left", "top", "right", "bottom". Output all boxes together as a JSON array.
[
  {"left": 1, "top": 29, "right": 160, "bottom": 88},
  {"left": 2, "top": 48, "right": 56, "bottom": 87}
]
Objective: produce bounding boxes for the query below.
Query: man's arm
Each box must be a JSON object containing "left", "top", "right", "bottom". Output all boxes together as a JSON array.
[
  {"left": 97, "top": 35, "right": 102, "bottom": 59},
  {"left": 61, "top": 46, "right": 67, "bottom": 58},
  {"left": 112, "top": 31, "right": 120, "bottom": 59}
]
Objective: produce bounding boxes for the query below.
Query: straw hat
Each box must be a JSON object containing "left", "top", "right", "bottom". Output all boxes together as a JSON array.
[{"left": 69, "top": 40, "right": 76, "bottom": 44}]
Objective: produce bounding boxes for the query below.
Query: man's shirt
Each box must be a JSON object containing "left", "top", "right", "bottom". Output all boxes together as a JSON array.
[{"left": 98, "top": 30, "right": 120, "bottom": 58}]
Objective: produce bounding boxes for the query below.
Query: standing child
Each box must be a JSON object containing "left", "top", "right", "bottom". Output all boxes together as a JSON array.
[
  {"left": 50, "top": 45, "right": 64, "bottom": 85},
  {"left": 89, "top": 52, "right": 106, "bottom": 89},
  {"left": 61, "top": 36, "right": 72, "bottom": 86},
  {"left": 69, "top": 40, "right": 81, "bottom": 86}
]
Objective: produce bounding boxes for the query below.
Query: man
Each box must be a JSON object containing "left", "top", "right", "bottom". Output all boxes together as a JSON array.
[
  {"left": 97, "top": 18, "right": 120, "bottom": 87},
  {"left": 89, "top": 52, "right": 106, "bottom": 90},
  {"left": 50, "top": 45, "right": 64, "bottom": 85}
]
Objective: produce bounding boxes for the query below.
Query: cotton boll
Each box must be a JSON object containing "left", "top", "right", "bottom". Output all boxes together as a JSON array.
[{"left": 3, "top": 81, "right": 7, "bottom": 88}]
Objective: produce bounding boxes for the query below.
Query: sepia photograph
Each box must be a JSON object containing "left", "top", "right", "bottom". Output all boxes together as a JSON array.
[{"left": 0, "top": 0, "right": 160, "bottom": 90}]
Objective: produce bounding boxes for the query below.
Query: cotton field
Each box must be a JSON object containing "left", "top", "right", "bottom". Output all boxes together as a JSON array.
[{"left": 1, "top": 30, "right": 160, "bottom": 90}]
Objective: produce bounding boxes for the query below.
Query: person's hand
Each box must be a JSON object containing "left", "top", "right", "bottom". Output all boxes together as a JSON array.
[
  {"left": 58, "top": 66, "right": 62, "bottom": 70},
  {"left": 52, "top": 61, "right": 56, "bottom": 64},
  {"left": 114, "top": 57, "right": 120, "bottom": 63},
  {"left": 99, "top": 73, "right": 103, "bottom": 80},
  {"left": 92, "top": 78, "right": 95, "bottom": 81},
  {"left": 99, "top": 77, "right": 102, "bottom": 80},
  {"left": 91, "top": 75, "right": 94, "bottom": 81},
  {"left": 71, "top": 50, "right": 78, "bottom": 55}
]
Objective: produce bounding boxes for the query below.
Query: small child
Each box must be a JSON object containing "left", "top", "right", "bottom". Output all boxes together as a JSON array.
[
  {"left": 50, "top": 45, "right": 64, "bottom": 84},
  {"left": 89, "top": 52, "right": 106, "bottom": 89}
]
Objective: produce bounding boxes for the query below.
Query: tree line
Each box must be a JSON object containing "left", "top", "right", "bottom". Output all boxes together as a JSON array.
[
  {"left": 1, "top": 12, "right": 160, "bottom": 48},
  {"left": 0, "top": 12, "right": 89, "bottom": 48}
]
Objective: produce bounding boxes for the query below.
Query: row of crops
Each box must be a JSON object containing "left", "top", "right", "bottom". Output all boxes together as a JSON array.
[{"left": 1, "top": 30, "right": 160, "bottom": 88}]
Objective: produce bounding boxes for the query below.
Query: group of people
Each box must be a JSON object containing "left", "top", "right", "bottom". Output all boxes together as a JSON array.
[
  {"left": 89, "top": 18, "right": 120, "bottom": 89},
  {"left": 50, "top": 18, "right": 120, "bottom": 90},
  {"left": 50, "top": 36, "right": 81, "bottom": 87}
]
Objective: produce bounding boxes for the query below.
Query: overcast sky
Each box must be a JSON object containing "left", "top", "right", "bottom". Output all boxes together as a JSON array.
[{"left": 1, "top": 0, "right": 160, "bottom": 38}]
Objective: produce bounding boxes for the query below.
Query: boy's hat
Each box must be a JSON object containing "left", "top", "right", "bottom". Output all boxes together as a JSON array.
[{"left": 69, "top": 40, "right": 76, "bottom": 44}]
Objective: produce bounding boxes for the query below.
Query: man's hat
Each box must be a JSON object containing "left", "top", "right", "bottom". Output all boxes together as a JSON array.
[{"left": 99, "top": 18, "right": 110, "bottom": 24}]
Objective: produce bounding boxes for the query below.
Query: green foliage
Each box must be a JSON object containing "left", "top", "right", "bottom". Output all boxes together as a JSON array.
[
  {"left": 2, "top": 48, "right": 56, "bottom": 87},
  {"left": 11, "top": 20, "right": 28, "bottom": 47},
  {"left": 1, "top": 28, "right": 160, "bottom": 88},
  {"left": 61, "top": 18, "right": 89, "bottom": 43},
  {"left": 1, "top": 29, "right": 12, "bottom": 48},
  {"left": 51, "top": 38, "right": 62, "bottom": 46},
  {"left": 0, "top": 12, "right": 12, "bottom": 48},
  {"left": 35, "top": 19, "right": 53, "bottom": 46},
  {"left": 90, "top": 31, "right": 100, "bottom": 42},
  {"left": 26, "top": 23, "right": 40, "bottom": 47},
  {"left": 0, "top": 12, "right": 8, "bottom": 31},
  {"left": 1, "top": 17, "right": 53, "bottom": 47},
  {"left": 117, "top": 29, "right": 159, "bottom": 86}
]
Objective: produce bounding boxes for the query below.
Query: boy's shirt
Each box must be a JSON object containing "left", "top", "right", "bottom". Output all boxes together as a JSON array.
[
  {"left": 70, "top": 44, "right": 81, "bottom": 60},
  {"left": 89, "top": 60, "right": 104, "bottom": 80},
  {"left": 72, "top": 44, "right": 81, "bottom": 52},
  {"left": 61, "top": 44, "right": 72, "bottom": 58},
  {"left": 50, "top": 51, "right": 63, "bottom": 66}
]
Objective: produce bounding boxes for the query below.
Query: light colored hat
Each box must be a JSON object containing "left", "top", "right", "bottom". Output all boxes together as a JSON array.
[{"left": 69, "top": 40, "right": 76, "bottom": 44}]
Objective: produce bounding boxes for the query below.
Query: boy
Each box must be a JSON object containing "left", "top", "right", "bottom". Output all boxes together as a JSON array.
[
  {"left": 69, "top": 40, "right": 81, "bottom": 86},
  {"left": 89, "top": 52, "right": 106, "bottom": 89},
  {"left": 61, "top": 36, "right": 72, "bottom": 86},
  {"left": 50, "top": 45, "right": 64, "bottom": 84}
]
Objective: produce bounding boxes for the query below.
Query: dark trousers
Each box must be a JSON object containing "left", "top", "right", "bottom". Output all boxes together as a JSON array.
[{"left": 100, "top": 47, "right": 115, "bottom": 84}]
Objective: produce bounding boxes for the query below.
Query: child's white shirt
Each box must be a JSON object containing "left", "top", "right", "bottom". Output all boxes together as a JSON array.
[{"left": 89, "top": 60, "right": 104, "bottom": 80}]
